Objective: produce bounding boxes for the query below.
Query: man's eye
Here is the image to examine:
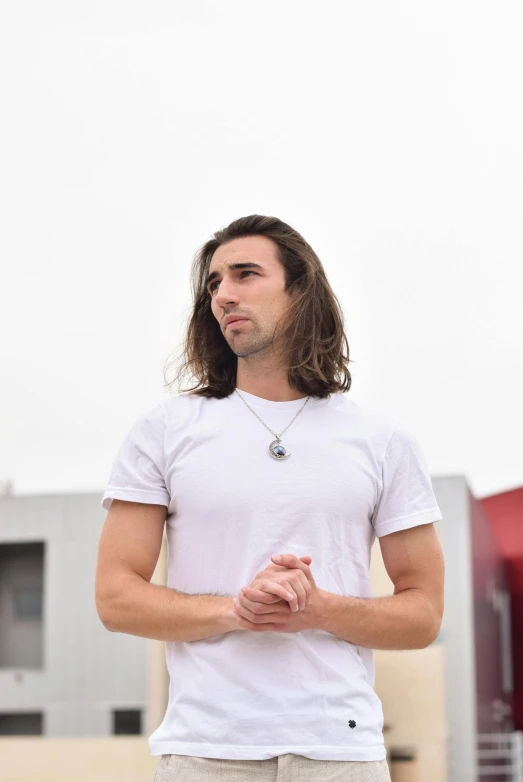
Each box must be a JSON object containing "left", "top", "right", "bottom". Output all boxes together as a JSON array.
[{"left": 209, "top": 271, "right": 257, "bottom": 293}]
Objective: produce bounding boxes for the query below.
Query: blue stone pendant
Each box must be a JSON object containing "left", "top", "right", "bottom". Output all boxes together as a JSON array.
[{"left": 269, "top": 438, "right": 291, "bottom": 460}]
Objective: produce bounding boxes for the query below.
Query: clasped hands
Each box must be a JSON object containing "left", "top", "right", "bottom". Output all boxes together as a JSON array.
[{"left": 231, "top": 553, "right": 322, "bottom": 633}]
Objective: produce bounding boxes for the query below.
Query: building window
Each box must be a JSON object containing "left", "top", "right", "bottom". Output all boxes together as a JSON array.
[
  {"left": 113, "top": 709, "right": 142, "bottom": 735},
  {"left": 14, "top": 588, "right": 43, "bottom": 620},
  {"left": 0, "top": 713, "right": 43, "bottom": 735},
  {"left": 498, "top": 589, "right": 513, "bottom": 694},
  {"left": 388, "top": 746, "right": 417, "bottom": 762},
  {"left": 0, "top": 542, "right": 45, "bottom": 668}
]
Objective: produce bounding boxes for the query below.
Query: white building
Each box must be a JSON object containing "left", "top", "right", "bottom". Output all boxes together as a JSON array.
[{"left": 0, "top": 478, "right": 520, "bottom": 781}]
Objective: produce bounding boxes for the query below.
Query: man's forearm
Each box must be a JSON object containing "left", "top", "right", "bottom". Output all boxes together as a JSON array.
[
  {"left": 99, "top": 574, "right": 240, "bottom": 642},
  {"left": 314, "top": 588, "right": 441, "bottom": 650}
]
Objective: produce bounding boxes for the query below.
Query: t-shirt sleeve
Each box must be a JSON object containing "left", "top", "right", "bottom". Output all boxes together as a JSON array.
[
  {"left": 101, "top": 403, "right": 170, "bottom": 512},
  {"left": 371, "top": 417, "right": 442, "bottom": 537}
]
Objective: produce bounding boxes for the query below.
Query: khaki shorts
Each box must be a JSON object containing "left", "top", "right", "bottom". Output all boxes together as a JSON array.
[{"left": 153, "top": 753, "right": 391, "bottom": 781}]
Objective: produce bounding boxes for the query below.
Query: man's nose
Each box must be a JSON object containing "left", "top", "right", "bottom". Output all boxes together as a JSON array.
[{"left": 215, "top": 280, "right": 240, "bottom": 307}]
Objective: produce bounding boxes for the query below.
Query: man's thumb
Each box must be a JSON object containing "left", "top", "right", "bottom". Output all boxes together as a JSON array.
[{"left": 300, "top": 555, "right": 312, "bottom": 565}]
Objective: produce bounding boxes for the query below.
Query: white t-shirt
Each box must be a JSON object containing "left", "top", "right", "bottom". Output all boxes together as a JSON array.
[{"left": 101, "top": 389, "right": 442, "bottom": 761}]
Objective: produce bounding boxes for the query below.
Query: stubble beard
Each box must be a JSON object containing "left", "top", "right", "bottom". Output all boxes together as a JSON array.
[{"left": 227, "top": 322, "right": 277, "bottom": 359}]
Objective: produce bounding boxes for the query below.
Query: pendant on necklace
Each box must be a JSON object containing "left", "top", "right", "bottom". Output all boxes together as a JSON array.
[{"left": 269, "top": 438, "right": 291, "bottom": 460}]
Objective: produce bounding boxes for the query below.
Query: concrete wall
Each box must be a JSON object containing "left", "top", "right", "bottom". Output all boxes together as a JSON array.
[{"left": 433, "top": 476, "right": 478, "bottom": 782}]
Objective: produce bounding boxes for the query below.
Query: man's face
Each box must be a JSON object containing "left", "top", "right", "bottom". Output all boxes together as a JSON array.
[{"left": 206, "top": 235, "right": 296, "bottom": 358}]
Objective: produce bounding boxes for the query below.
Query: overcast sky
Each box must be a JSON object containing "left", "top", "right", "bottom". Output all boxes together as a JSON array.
[{"left": 1, "top": 1, "right": 521, "bottom": 502}]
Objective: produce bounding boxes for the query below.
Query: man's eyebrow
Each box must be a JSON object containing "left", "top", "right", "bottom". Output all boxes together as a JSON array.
[{"left": 204, "top": 262, "right": 264, "bottom": 290}]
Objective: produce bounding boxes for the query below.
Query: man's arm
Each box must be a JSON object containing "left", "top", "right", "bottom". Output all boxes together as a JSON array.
[
  {"left": 314, "top": 523, "right": 445, "bottom": 650},
  {"left": 95, "top": 500, "right": 240, "bottom": 642}
]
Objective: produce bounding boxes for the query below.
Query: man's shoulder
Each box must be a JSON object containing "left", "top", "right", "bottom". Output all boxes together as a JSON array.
[
  {"left": 158, "top": 390, "right": 220, "bottom": 428},
  {"left": 159, "top": 390, "right": 198, "bottom": 416},
  {"left": 332, "top": 393, "right": 398, "bottom": 439}
]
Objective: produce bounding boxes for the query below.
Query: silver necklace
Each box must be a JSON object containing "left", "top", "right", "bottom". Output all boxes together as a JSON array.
[{"left": 234, "top": 388, "right": 311, "bottom": 460}]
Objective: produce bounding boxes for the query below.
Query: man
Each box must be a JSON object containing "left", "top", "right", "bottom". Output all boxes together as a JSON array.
[{"left": 96, "top": 214, "right": 445, "bottom": 782}]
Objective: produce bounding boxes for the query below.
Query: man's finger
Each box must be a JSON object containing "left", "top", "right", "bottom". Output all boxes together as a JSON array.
[
  {"left": 234, "top": 595, "right": 291, "bottom": 624},
  {"left": 250, "top": 579, "right": 296, "bottom": 604},
  {"left": 241, "top": 586, "right": 284, "bottom": 605},
  {"left": 237, "top": 591, "right": 290, "bottom": 615},
  {"left": 265, "top": 555, "right": 312, "bottom": 574},
  {"left": 271, "top": 554, "right": 316, "bottom": 587}
]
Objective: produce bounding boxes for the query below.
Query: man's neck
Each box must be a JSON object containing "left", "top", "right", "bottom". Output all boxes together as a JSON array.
[{"left": 235, "top": 367, "right": 308, "bottom": 403}]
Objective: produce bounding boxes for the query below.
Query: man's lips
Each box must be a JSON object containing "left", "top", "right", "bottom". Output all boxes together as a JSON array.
[{"left": 225, "top": 318, "right": 248, "bottom": 329}]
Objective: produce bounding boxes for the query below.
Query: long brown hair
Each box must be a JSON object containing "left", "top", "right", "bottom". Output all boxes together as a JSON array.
[{"left": 163, "top": 214, "right": 352, "bottom": 399}]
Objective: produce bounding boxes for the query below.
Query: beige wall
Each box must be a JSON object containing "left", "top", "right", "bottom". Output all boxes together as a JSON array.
[
  {"left": 370, "top": 539, "right": 448, "bottom": 782},
  {"left": 0, "top": 737, "right": 160, "bottom": 782}
]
